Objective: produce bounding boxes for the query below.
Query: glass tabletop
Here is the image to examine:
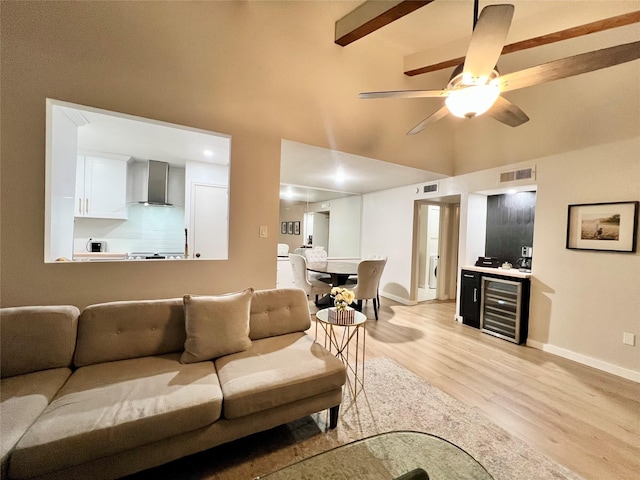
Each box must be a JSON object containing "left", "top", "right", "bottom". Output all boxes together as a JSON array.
[
  {"left": 257, "top": 430, "right": 493, "bottom": 480},
  {"left": 316, "top": 307, "right": 367, "bottom": 326}
]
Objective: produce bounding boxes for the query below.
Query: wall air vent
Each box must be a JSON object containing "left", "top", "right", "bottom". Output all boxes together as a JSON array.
[
  {"left": 499, "top": 166, "right": 536, "bottom": 184},
  {"left": 423, "top": 182, "right": 439, "bottom": 193}
]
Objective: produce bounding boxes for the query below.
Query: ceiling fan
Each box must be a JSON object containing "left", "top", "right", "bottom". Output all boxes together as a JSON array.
[{"left": 359, "top": 2, "right": 640, "bottom": 135}]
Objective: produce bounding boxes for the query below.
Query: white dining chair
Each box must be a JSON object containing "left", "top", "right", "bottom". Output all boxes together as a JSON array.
[
  {"left": 367, "top": 254, "right": 388, "bottom": 305},
  {"left": 304, "top": 247, "right": 327, "bottom": 263},
  {"left": 352, "top": 258, "right": 387, "bottom": 320},
  {"left": 277, "top": 243, "right": 290, "bottom": 257},
  {"left": 289, "top": 254, "right": 332, "bottom": 305},
  {"left": 304, "top": 248, "right": 331, "bottom": 283}
]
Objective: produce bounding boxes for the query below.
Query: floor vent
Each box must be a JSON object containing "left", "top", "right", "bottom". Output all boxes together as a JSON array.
[
  {"left": 423, "top": 182, "right": 439, "bottom": 193},
  {"left": 499, "top": 166, "right": 536, "bottom": 184}
]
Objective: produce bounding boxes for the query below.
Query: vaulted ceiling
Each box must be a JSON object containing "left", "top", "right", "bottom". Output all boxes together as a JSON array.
[
  {"left": 280, "top": 0, "right": 639, "bottom": 196},
  {"left": 326, "top": 0, "right": 640, "bottom": 175}
]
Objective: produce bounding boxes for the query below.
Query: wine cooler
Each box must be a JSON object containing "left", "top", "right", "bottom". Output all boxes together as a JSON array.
[{"left": 480, "top": 277, "right": 527, "bottom": 344}]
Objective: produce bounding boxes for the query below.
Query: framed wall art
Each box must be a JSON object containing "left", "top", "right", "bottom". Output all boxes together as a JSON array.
[
  {"left": 566, "top": 201, "right": 638, "bottom": 252},
  {"left": 294, "top": 221, "right": 300, "bottom": 235},
  {"left": 281, "top": 222, "right": 288, "bottom": 235},
  {"left": 287, "top": 221, "right": 294, "bottom": 235}
]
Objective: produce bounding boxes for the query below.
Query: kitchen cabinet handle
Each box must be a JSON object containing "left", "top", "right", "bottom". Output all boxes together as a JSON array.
[
  {"left": 78, "top": 198, "right": 82, "bottom": 214},
  {"left": 463, "top": 274, "right": 474, "bottom": 278},
  {"left": 473, "top": 288, "right": 477, "bottom": 303},
  {"left": 85, "top": 199, "right": 89, "bottom": 213}
]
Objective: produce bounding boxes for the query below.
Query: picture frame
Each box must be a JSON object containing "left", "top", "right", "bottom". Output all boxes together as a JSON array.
[
  {"left": 566, "top": 201, "right": 638, "bottom": 253},
  {"left": 281, "top": 222, "right": 287, "bottom": 235},
  {"left": 294, "top": 221, "right": 300, "bottom": 235},
  {"left": 287, "top": 221, "right": 294, "bottom": 235}
]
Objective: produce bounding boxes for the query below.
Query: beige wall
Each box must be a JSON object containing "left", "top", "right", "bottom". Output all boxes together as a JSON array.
[
  {"left": 1, "top": 2, "right": 638, "bottom": 311},
  {"left": 0, "top": 1, "right": 449, "bottom": 309},
  {"left": 278, "top": 201, "right": 306, "bottom": 253},
  {"left": 529, "top": 138, "right": 640, "bottom": 375}
]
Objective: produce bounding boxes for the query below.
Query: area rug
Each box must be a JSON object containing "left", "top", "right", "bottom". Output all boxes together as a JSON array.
[{"left": 128, "top": 357, "right": 583, "bottom": 480}]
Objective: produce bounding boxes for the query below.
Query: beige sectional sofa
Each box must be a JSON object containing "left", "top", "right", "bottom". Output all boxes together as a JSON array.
[{"left": 1, "top": 288, "right": 346, "bottom": 480}]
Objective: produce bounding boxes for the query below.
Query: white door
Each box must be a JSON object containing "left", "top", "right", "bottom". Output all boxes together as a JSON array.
[
  {"left": 190, "top": 183, "right": 228, "bottom": 259},
  {"left": 313, "top": 212, "right": 330, "bottom": 252},
  {"left": 417, "top": 205, "right": 440, "bottom": 302}
]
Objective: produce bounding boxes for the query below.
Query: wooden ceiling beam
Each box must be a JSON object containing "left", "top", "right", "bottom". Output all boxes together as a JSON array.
[
  {"left": 335, "top": 0, "right": 434, "bottom": 47},
  {"left": 404, "top": 10, "right": 640, "bottom": 76}
]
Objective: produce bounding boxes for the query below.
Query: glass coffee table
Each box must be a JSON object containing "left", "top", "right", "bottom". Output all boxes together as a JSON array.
[{"left": 257, "top": 430, "right": 493, "bottom": 479}]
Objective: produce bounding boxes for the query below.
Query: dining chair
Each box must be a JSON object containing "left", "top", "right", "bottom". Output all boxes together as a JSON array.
[
  {"left": 304, "top": 247, "right": 327, "bottom": 263},
  {"left": 367, "top": 254, "right": 388, "bottom": 305},
  {"left": 304, "top": 248, "right": 331, "bottom": 283},
  {"left": 289, "top": 254, "right": 332, "bottom": 305},
  {"left": 352, "top": 258, "right": 387, "bottom": 320},
  {"left": 277, "top": 243, "right": 290, "bottom": 257}
]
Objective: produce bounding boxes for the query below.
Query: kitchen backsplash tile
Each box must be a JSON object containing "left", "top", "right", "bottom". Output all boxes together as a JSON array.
[{"left": 73, "top": 204, "right": 185, "bottom": 253}]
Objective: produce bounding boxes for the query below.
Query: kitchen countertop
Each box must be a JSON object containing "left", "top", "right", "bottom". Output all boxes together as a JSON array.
[
  {"left": 463, "top": 265, "right": 532, "bottom": 279},
  {"left": 73, "top": 252, "right": 128, "bottom": 261}
]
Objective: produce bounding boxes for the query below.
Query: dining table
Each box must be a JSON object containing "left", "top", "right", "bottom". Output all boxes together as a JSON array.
[{"left": 306, "top": 260, "right": 359, "bottom": 287}]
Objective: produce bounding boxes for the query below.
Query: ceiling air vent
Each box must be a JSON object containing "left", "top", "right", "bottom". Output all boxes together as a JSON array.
[
  {"left": 499, "top": 166, "right": 536, "bottom": 184},
  {"left": 423, "top": 183, "right": 439, "bottom": 193}
]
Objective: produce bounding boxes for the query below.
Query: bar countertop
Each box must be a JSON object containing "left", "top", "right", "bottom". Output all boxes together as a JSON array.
[{"left": 462, "top": 265, "right": 532, "bottom": 279}]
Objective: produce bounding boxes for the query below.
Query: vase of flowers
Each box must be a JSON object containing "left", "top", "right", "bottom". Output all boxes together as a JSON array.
[{"left": 329, "top": 287, "right": 356, "bottom": 324}]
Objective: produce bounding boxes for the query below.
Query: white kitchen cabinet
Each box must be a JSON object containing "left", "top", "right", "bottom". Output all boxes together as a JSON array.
[{"left": 76, "top": 155, "right": 128, "bottom": 219}]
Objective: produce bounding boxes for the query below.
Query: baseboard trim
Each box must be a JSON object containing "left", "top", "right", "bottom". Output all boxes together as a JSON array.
[
  {"left": 526, "top": 339, "right": 640, "bottom": 383},
  {"left": 379, "top": 292, "right": 417, "bottom": 306}
]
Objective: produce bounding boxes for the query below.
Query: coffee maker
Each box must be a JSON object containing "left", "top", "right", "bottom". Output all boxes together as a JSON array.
[{"left": 518, "top": 246, "right": 533, "bottom": 271}]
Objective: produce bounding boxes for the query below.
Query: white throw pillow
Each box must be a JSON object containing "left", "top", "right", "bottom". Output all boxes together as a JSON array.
[{"left": 180, "top": 288, "right": 254, "bottom": 363}]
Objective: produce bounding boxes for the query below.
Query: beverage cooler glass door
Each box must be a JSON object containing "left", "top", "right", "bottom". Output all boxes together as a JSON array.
[{"left": 480, "top": 277, "right": 523, "bottom": 343}]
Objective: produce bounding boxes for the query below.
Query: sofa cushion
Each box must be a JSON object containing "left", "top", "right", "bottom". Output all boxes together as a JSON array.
[
  {"left": 215, "top": 332, "right": 346, "bottom": 419},
  {"left": 10, "top": 353, "right": 221, "bottom": 479},
  {"left": 181, "top": 288, "right": 254, "bottom": 363},
  {"left": 74, "top": 298, "right": 185, "bottom": 367},
  {"left": 1, "top": 305, "right": 79, "bottom": 378},
  {"left": 249, "top": 288, "right": 312, "bottom": 340},
  {"left": 0, "top": 368, "right": 71, "bottom": 476}
]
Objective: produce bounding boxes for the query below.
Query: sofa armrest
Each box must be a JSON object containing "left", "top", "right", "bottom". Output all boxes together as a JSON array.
[{"left": 1, "top": 306, "right": 79, "bottom": 378}]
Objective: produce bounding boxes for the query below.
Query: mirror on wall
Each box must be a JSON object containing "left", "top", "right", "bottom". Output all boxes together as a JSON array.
[
  {"left": 279, "top": 139, "right": 445, "bottom": 259},
  {"left": 279, "top": 185, "right": 361, "bottom": 258},
  {"left": 45, "top": 99, "right": 231, "bottom": 262}
]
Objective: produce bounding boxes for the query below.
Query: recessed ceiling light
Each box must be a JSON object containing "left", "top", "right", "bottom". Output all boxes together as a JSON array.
[{"left": 203, "top": 149, "right": 213, "bottom": 157}]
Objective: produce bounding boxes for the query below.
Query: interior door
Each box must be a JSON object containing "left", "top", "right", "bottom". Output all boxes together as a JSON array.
[
  {"left": 313, "top": 212, "right": 330, "bottom": 252},
  {"left": 190, "top": 183, "right": 228, "bottom": 259}
]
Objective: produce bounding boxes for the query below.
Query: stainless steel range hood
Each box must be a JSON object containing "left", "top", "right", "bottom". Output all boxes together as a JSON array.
[
  {"left": 133, "top": 160, "right": 173, "bottom": 206},
  {"left": 145, "top": 160, "right": 171, "bottom": 205}
]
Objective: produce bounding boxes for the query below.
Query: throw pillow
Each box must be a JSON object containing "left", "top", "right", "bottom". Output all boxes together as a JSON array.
[{"left": 180, "top": 288, "right": 254, "bottom": 363}]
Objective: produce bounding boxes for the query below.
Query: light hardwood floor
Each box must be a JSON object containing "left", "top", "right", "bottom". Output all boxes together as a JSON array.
[{"left": 310, "top": 299, "right": 640, "bottom": 480}]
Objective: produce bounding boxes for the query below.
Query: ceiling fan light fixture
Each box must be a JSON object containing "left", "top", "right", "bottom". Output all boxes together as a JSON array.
[{"left": 445, "top": 83, "right": 500, "bottom": 119}]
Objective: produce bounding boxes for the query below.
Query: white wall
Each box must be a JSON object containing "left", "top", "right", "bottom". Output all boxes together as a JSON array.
[
  {"left": 47, "top": 106, "right": 78, "bottom": 261},
  {"left": 362, "top": 138, "right": 639, "bottom": 380},
  {"left": 327, "top": 195, "right": 362, "bottom": 258},
  {"left": 362, "top": 187, "right": 416, "bottom": 302}
]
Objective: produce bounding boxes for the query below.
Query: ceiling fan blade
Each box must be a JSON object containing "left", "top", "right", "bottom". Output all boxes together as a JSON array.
[
  {"left": 487, "top": 96, "right": 529, "bottom": 127},
  {"left": 359, "top": 89, "right": 448, "bottom": 99},
  {"left": 499, "top": 40, "right": 640, "bottom": 92},
  {"left": 407, "top": 105, "right": 449, "bottom": 135},
  {"left": 463, "top": 4, "right": 514, "bottom": 82}
]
